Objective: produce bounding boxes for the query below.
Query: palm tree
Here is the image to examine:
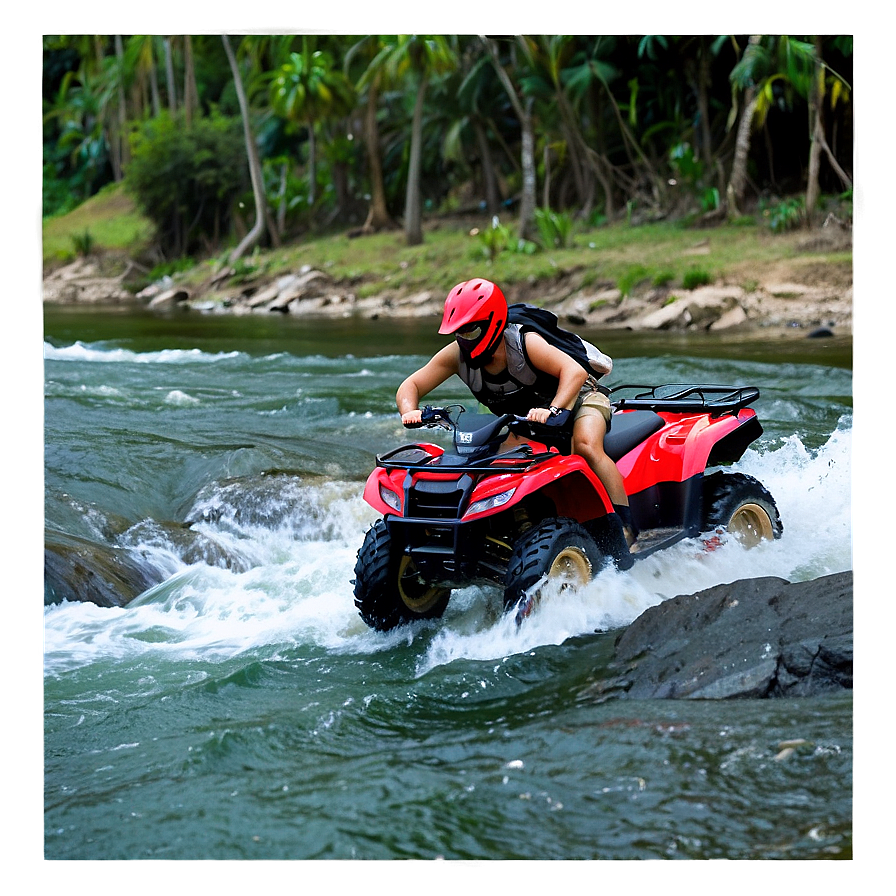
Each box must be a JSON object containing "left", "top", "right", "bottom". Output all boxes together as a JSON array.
[
  {"left": 367, "top": 35, "right": 458, "bottom": 245},
  {"left": 124, "top": 36, "right": 163, "bottom": 119},
  {"left": 238, "top": 34, "right": 300, "bottom": 234},
  {"left": 43, "top": 61, "right": 115, "bottom": 198},
  {"left": 805, "top": 36, "right": 852, "bottom": 224},
  {"left": 515, "top": 35, "right": 599, "bottom": 216},
  {"left": 162, "top": 36, "right": 178, "bottom": 113},
  {"left": 725, "top": 35, "right": 838, "bottom": 218},
  {"left": 347, "top": 35, "right": 397, "bottom": 233},
  {"left": 450, "top": 42, "right": 508, "bottom": 217},
  {"left": 183, "top": 35, "right": 199, "bottom": 128},
  {"left": 222, "top": 34, "right": 267, "bottom": 262},
  {"left": 481, "top": 36, "right": 538, "bottom": 241},
  {"left": 270, "top": 38, "right": 356, "bottom": 211}
]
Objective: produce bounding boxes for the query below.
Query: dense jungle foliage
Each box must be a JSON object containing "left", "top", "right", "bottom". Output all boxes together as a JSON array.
[{"left": 42, "top": 35, "right": 853, "bottom": 266}]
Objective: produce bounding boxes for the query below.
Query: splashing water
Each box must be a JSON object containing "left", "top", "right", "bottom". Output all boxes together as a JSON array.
[
  {"left": 42, "top": 317, "right": 854, "bottom": 860},
  {"left": 44, "top": 417, "right": 851, "bottom": 678}
]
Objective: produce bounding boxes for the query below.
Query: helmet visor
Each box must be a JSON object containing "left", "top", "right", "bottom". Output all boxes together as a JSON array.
[
  {"left": 454, "top": 319, "right": 490, "bottom": 351},
  {"left": 455, "top": 322, "right": 484, "bottom": 342}
]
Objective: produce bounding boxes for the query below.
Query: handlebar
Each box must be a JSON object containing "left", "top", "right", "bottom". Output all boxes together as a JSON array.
[
  {"left": 404, "top": 405, "right": 570, "bottom": 433},
  {"left": 402, "top": 405, "right": 456, "bottom": 429}
]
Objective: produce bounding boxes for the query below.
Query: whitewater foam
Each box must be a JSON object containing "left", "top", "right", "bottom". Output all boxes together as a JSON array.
[
  {"left": 44, "top": 420, "right": 852, "bottom": 676},
  {"left": 44, "top": 341, "right": 242, "bottom": 364}
]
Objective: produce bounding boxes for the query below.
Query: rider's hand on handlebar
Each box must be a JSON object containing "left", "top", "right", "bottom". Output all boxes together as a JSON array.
[
  {"left": 401, "top": 409, "right": 423, "bottom": 427},
  {"left": 527, "top": 407, "right": 571, "bottom": 427},
  {"left": 526, "top": 408, "right": 552, "bottom": 425}
]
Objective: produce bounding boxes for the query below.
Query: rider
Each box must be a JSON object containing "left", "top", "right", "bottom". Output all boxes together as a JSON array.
[{"left": 396, "top": 277, "right": 638, "bottom": 549}]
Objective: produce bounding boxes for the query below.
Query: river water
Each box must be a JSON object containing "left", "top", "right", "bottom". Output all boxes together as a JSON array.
[{"left": 41, "top": 306, "right": 854, "bottom": 863}]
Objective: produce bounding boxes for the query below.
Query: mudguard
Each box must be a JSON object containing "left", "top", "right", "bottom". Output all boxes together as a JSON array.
[{"left": 616, "top": 408, "right": 760, "bottom": 489}]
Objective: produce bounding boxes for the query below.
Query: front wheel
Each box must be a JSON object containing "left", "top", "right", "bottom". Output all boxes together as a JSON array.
[
  {"left": 701, "top": 472, "right": 783, "bottom": 547},
  {"left": 353, "top": 520, "right": 451, "bottom": 631},
  {"left": 503, "top": 518, "right": 607, "bottom": 622}
]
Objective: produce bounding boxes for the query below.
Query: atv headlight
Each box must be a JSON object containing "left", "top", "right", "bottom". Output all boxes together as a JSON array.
[
  {"left": 379, "top": 484, "right": 402, "bottom": 513},
  {"left": 465, "top": 487, "right": 517, "bottom": 518}
]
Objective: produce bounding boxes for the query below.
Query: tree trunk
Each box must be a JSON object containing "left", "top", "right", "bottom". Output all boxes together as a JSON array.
[
  {"left": 222, "top": 35, "right": 267, "bottom": 263},
  {"left": 307, "top": 123, "right": 317, "bottom": 208},
  {"left": 482, "top": 38, "right": 536, "bottom": 240},
  {"left": 404, "top": 72, "right": 428, "bottom": 246},
  {"left": 110, "top": 35, "right": 127, "bottom": 182},
  {"left": 726, "top": 91, "right": 759, "bottom": 217},
  {"left": 149, "top": 38, "right": 162, "bottom": 117},
  {"left": 163, "top": 37, "right": 177, "bottom": 113},
  {"left": 726, "top": 35, "right": 762, "bottom": 218},
  {"left": 331, "top": 151, "right": 352, "bottom": 224},
  {"left": 805, "top": 36, "right": 824, "bottom": 226},
  {"left": 277, "top": 162, "right": 288, "bottom": 234},
  {"left": 183, "top": 35, "right": 199, "bottom": 128},
  {"left": 693, "top": 38, "right": 714, "bottom": 167},
  {"left": 474, "top": 117, "right": 501, "bottom": 217},
  {"left": 361, "top": 73, "right": 395, "bottom": 232},
  {"left": 518, "top": 97, "right": 536, "bottom": 241}
]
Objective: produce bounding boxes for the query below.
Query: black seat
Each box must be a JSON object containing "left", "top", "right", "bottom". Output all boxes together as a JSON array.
[{"left": 604, "top": 410, "right": 665, "bottom": 461}]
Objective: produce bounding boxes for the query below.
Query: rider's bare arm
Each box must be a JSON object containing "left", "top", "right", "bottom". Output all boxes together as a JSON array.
[
  {"left": 396, "top": 343, "right": 461, "bottom": 425},
  {"left": 522, "top": 332, "right": 589, "bottom": 423}
]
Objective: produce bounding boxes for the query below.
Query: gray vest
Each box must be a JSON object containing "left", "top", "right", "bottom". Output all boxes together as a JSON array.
[{"left": 457, "top": 325, "right": 560, "bottom": 414}]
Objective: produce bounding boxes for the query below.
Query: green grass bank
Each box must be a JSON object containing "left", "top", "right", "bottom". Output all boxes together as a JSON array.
[{"left": 42, "top": 183, "right": 853, "bottom": 307}]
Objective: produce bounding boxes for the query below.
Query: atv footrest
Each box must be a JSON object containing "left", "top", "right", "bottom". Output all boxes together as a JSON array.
[{"left": 630, "top": 526, "right": 689, "bottom": 559}]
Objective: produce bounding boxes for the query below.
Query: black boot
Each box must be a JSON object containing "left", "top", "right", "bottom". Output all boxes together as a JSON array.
[{"left": 613, "top": 503, "right": 639, "bottom": 550}]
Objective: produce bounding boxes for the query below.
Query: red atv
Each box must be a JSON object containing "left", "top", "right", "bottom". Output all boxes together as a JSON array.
[{"left": 353, "top": 384, "right": 782, "bottom": 630}]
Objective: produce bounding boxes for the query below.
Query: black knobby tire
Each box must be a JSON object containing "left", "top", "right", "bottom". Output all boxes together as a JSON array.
[
  {"left": 503, "top": 518, "right": 607, "bottom": 619},
  {"left": 701, "top": 471, "right": 783, "bottom": 547},
  {"left": 352, "top": 520, "right": 451, "bottom": 631}
]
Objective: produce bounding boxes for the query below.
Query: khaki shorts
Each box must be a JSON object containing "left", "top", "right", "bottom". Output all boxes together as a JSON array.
[{"left": 573, "top": 383, "right": 612, "bottom": 429}]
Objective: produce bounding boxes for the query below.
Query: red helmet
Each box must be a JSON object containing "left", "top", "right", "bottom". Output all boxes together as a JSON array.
[{"left": 439, "top": 279, "right": 507, "bottom": 367}]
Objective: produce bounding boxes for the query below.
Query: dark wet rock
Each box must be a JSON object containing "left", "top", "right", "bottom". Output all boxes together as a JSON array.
[
  {"left": 45, "top": 532, "right": 162, "bottom": 607},
  {"left": 598, "top": 571, "right": 852, "bottom": 700},
  {"left": 44, "top": 520, "right": 257, "bottom": 607}
]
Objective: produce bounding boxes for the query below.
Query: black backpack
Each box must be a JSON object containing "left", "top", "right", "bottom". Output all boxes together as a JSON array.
[{"left": 507, "top": 304, "right": 613, "bottom": 379}]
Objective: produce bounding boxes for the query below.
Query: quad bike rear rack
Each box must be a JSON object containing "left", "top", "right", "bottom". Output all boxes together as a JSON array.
[{"left": 610, "top": 384, "right": 760, "bottom": 417}]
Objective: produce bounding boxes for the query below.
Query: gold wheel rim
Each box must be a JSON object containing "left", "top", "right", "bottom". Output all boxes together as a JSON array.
[
  {"left": 548, "top": 547, "right": 592, "bottom": 588},
  {"left": 398, "top": 555, "right": 448, "bottom": 613},
  {"left": 728, "top": 502, "right": 775, "bottom": 547}
]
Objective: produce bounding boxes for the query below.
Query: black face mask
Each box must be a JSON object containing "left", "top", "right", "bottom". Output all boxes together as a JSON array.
[
  {"left": 455, "top": 315, "right": 502, "bottom": 369},
  {"left": 458, "top": 340, "right": 495, "bottom": 369}
]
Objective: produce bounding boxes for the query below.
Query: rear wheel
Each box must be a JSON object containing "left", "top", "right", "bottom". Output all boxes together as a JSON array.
[
  {"left": 353, "top": 520, "right": 451, "bottom": 631},
  {"left": 702, "top": 472, "right": 783, "bottom": 547},
  {"left": 503, "top": 518, "right": 607, "bottom": 622}
]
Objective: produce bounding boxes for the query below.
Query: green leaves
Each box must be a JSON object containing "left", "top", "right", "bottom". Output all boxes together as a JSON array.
[
  {"left": 127, "top": 110, "right": 246, "bottom": 257},
  {"left": 534, "top": 208, "right": 574, "bottom": 249},
  {"left": 270, "top": 47, "right": 355, "bottom": 126}
]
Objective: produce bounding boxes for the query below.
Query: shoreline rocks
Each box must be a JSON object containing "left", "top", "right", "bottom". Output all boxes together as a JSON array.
[{"left": 43, "top": 252, "right": 853, "bottom": 335}]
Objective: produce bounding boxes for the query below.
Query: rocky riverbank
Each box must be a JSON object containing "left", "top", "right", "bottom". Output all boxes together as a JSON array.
[{"left": 42, "top": 224, "right": 853, "bottom": 335}]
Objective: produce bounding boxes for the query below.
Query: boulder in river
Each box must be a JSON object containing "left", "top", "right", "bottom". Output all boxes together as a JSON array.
[
  {"left": 44, "top": 532, "right": 161, "bottom": 608},
  {"left": 597, "top": 571, "right": 852, "bottom": 700}
]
